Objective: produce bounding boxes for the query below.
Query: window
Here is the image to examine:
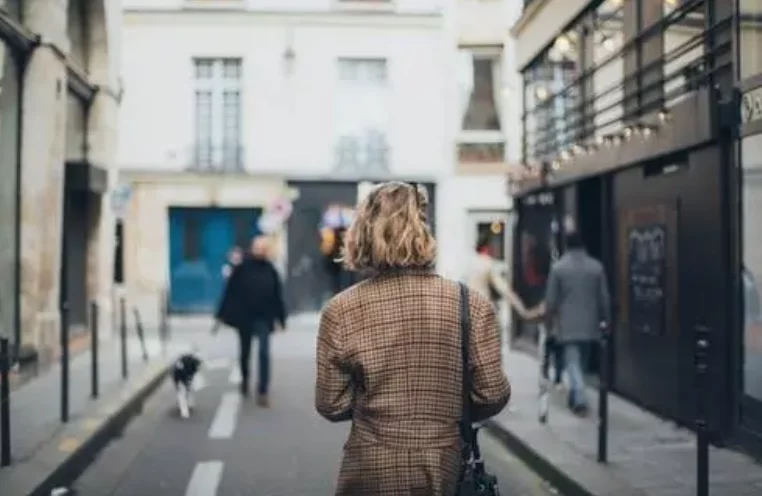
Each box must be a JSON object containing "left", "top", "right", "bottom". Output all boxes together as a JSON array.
[
  {"left": 192, "top": 58, "right": 243, "bottom": 171},
  {"left": 458, "top": 48, "right": 505, "bottom": 164},
  {"left": 334, "top": 58, "right": 390, "bottom": 174},
  {"left": 740, "top": 0, "right": 762, "bottom": 80},
  {"left": 461, "top": 55, "right": 502, "bottom": 131}
]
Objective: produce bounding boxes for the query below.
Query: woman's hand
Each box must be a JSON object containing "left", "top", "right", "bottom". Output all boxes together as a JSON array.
[{"left": 524, "top": 304, "right": 546, "bottom": 322}]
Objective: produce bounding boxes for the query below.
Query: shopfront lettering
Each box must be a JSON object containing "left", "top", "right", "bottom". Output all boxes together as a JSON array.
[{"left": 741, "top": 86, "right": 762, "bottom": 124}]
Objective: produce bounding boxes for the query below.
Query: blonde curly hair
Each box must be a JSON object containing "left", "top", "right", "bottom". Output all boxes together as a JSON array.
[{"left": 341, "top": 181, "right": 436, "bottom": 272}]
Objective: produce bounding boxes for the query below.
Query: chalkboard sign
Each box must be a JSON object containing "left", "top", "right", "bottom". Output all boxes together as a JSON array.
[{"left": 627, "top": 223, "right": 667, "bottom": 335}]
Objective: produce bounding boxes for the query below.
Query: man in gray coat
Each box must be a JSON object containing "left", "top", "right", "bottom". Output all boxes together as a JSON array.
[{"left": 544, "top": 231, "right": 611, "bottom": 415}]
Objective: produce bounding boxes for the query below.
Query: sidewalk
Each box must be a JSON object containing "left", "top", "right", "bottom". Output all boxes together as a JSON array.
[
  {"left": 0, "top": 325, "right": 202, "bottom": 496},
  {"left": 486, "top": 349, "right": 762, "bottom": 496}
]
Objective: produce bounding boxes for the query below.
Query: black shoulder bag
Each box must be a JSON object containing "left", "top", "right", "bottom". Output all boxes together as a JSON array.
[{"left": 457, "top": 282, "right": 500, "bottom": 496}]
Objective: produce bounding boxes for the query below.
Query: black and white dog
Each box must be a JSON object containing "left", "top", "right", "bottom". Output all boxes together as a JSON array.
[{"left": 171, "top": 353, "right": 203, "bottom": 418}]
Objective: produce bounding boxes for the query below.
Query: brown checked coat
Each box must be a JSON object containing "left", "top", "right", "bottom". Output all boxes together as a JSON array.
[{"left": 315, "top": 270, "right": 511, "bottom": 496}]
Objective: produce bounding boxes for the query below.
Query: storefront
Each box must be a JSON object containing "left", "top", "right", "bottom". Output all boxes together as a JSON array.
[
  {"left": 512, "top": 0, "right": 740, "bottom": 440},
  {"left": 0, "top": 2, "right": 36, "bottom": 349},
  {"left": 736, "top": 0, "right": 762, "bottom": 455}
]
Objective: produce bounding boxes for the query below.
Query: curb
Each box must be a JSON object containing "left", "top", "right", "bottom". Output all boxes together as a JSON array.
[
  {"left": 26, "top": 362, "right": 171, "bottom": 496},
  {"left": 484, "top": 419, "right": 595, "bottom": 496}
]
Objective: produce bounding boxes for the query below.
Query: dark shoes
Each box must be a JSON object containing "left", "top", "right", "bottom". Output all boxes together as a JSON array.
[
  {"left": 241, "top": 381, "right": 269, "bottom": 407},
  {"left": 572, "top": 403, "right": 590, "bottom": 417}
]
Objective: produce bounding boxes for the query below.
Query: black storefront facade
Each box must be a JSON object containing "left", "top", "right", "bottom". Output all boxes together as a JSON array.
[
  {"left": 510, "top": 0, "right": 762, "bottom": 456},
  {"left": 285, "top": 178, "right": 437, "bottom": 315}
]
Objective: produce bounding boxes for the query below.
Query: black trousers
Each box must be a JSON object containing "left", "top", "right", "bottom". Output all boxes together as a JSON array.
[
  {"left": 541, "top": 335, "right": 564, "bottom": 384},
  {"left": 237, "top": 321, "right": 271, "bottom": 394}
]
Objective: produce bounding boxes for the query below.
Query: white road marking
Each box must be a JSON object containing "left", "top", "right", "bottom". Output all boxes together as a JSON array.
[
  {"left": 185, "top": 461, "right": 224, "bottom": 496},
  {"left": 228, "top": 366, "right": 241, "bottom": 385},
  {"left": 208, "top": 392, "right": 241, "bottom": 439}
]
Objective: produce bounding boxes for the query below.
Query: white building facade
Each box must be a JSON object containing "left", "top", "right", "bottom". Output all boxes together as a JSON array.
[
  {"left": 436, "top": 0, "right": 524, "bottom": 281},
  {"left": 118, "top": 0, "right": 456, "bottom": 315}
]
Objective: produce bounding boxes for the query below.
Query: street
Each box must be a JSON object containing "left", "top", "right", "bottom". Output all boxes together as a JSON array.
[{"left": 73, "top": 322, "right": 560, "bottom": 496}]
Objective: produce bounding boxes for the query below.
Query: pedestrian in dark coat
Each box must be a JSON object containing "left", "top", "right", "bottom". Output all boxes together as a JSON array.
[
  {"left": 216, "top": 236, "right": 286, "bottom": 406},
  {"left": 315, "top": 182, "right": 511, "bottom": 495}
]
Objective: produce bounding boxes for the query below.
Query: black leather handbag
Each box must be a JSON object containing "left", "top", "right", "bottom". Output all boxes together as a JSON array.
[{"left": 456, "top": 283, "right": 501, "bottom": 496}]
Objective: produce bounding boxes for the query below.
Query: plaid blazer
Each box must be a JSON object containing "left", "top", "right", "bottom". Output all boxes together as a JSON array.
[{"left": 315, "top": 270, "right": 511, "bottom": 495}]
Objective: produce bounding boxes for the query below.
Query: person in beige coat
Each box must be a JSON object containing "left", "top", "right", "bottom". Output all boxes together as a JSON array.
[{"left": 466, "top": 236, "right": 535, "bottom": 320}]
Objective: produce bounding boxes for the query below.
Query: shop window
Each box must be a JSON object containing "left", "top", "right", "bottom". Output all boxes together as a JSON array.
[
  {"left": 742, "top": 134, "right": 762, "bottom": 404},
  {"left": 740, "top": 0, "right": 762, "bottom": 81}
]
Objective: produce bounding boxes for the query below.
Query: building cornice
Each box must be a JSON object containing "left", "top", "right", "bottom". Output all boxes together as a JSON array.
[
  {"left": 510, "top": 0, "right": 550, "bottom": 37},
  {"left": 123, "top": 8, "right": 444, "bottom": 29}
]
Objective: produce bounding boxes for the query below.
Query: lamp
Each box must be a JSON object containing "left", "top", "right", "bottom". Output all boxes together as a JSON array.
[
  {"left": 282, "top": 27, "right": 296, "bottom": 76},
  {"left": 283, "top": 44, "right": 296, "bottom": 76}
]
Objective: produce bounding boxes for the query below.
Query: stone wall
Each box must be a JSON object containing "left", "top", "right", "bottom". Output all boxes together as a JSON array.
[{"left": 17, "top": 0, "right": 119, "bottom": 364}]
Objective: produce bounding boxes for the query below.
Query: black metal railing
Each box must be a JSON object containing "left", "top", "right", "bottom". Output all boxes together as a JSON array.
[
  {"left": 187, "top": 144, "right": 245, "bottom": 173},
  {"left": 522, "top": 0, "right": 732, "bottom": 164}
]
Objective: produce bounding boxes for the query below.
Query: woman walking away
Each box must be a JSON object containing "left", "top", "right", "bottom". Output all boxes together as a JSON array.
[{"left": 315, "top": 182, "right": 511, "bottom": 496}]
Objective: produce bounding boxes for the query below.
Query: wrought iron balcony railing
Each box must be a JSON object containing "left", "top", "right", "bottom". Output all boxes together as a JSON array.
[
  {"left": 187, "top": 144, "right": 245, "bottom": 173},
  {"left": 522, "top": 0, "right": 732, "bottom": 166}
]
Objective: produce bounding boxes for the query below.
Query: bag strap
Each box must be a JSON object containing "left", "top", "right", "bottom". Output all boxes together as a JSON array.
[{"left": 458, "top": 282, "right": 475, "bottom": 450}]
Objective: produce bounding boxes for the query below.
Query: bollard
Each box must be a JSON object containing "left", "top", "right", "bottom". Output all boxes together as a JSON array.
[
  {"left": 120, "top": 297, "right": 128, "bottom": 380},
  {"left": 60, "top": 301, "right": 70, "bottom": 423},
  {"left": 695, "top": 325, "right": 710, "bottom": 496},
  {"left": 132, "top": 308, "right": 149, "bottom": 362},
  {"left": 1, "top": 337, "right": 11, "bottom": 466},
  {"left": 90, "top": 301, "right": 99, "bottom": 399},
  {"left": 597, "top": 321, "right": 610, "bottom": 464}
]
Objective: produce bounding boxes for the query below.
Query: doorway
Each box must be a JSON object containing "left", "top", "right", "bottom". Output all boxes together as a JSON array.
[
  {"left": 168, "top": 207, "right": 262, "bottom": 313},
  {"left": 286, "top": 181, "right": 358, "bottom": 314},
  {"left": 576, "top": 177, "right": 605, "bottom": 375}
]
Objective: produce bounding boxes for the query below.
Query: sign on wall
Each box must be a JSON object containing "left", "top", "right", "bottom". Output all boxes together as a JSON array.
[
  {"left": 618, "top": 203, "right": 678, "bottom": 337},
  {"left": 741, "top": 86, "right": 762, "bottom": 125}
]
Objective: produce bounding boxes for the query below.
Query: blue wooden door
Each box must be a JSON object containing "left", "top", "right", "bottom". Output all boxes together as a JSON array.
[{"left": 168, "top": 207, "right": 260, "bottom": 313}]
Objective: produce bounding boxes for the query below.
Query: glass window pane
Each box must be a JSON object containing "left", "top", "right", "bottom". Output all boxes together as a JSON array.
[
  {"left": 462, "top": 56, "right": 501, "bottom": 131},
  {"left": 194, "top": 59, "right": 214, "bottom": 79},
  {"left": 591, "top": 0, "right": 625, "bottom": 139},
  {"left": 223, "top": 59, "right": 241, "bottom": 80},
  {"left": 743, "top": 134, "right": 762, "bottom": 402},
  {"left": 740, "top": 0, "right": 762, "bottom": 80},
  {"left": 222, "top": 90, "right": 241, "bottom": 168},
  {"left": 195, "top": 90, "right": 213, "bottom": 166}
]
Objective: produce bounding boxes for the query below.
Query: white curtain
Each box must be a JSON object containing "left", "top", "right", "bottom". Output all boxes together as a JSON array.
[
  {"left": 491, "top": 56, "right": 503, "bottom": 130},
  {"left": 457, "top": 50, "right": 475, "bottom": 126}
]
